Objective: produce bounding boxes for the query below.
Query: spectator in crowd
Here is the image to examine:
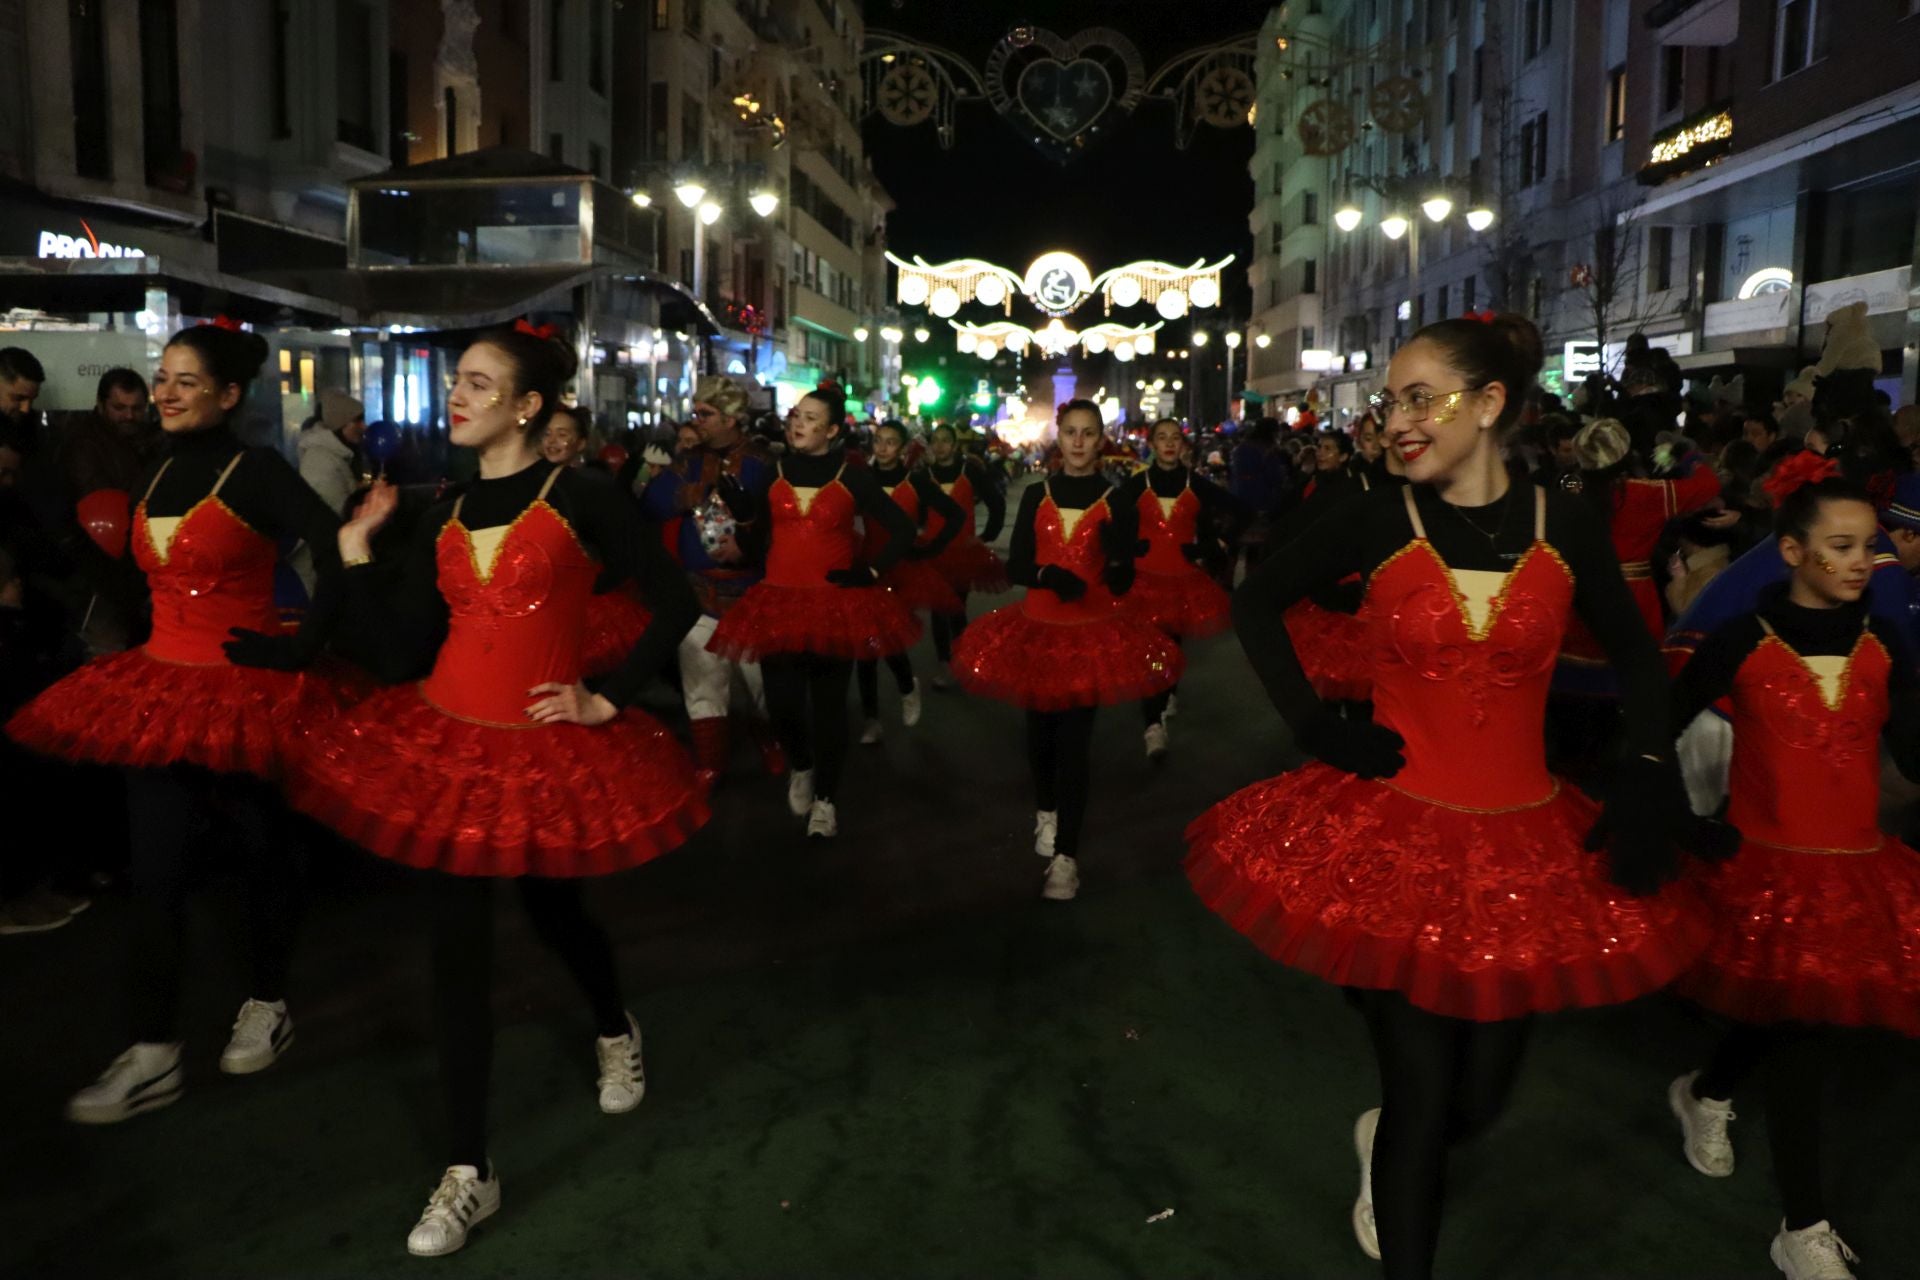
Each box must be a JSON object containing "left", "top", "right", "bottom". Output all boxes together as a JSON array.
[
  {"left": 1741, "top": 411, "right": 1780, "bottom": 452},
  {"left": 0, "top": 347, "right": 43, "bottom": 431},
  {"left": 297, "top": 390, "right": 365, "bottom": 515},
  {"left": 61, "top": 368, "right": 158, "bottom": 500},
  {"left": 541, "top": 406, "right": 592, "bottom": 468}
]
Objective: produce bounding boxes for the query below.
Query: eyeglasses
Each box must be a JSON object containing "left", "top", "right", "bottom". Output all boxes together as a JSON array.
[
  {"left": 1368, "top": 386, "right": 1482, "bottom": 424},
  {"left": 689, "top": 406, "right": 719, "bottom": 419}
]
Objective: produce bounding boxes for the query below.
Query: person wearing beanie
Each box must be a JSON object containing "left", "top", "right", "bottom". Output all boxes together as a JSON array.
[{"left": 298, "top": 389, "right": 365, "bottom": 516}]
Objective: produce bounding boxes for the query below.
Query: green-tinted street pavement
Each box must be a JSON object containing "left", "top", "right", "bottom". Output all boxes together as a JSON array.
[{"left": 5, "top": 566, "right": 1918, "bottom": 1278}]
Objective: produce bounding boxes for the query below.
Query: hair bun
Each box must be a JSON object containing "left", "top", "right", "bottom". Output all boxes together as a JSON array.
[{"left": 1489, "top": 313, "right": 1544, "bottom": 381}]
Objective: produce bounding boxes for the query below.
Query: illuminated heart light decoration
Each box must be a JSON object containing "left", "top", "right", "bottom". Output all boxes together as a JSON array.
[{"left": 984, "top": 27, "right": 1145, "bottom": 164}]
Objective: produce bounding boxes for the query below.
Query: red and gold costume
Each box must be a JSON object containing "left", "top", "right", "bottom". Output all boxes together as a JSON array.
[
  {"left": 1562, "top": 469, "right": 1721, "bottom": 663},
  {"left": 868, "top": 470, "right": 962, "bottom": 615},
  {"left": 922, "top": 459, "right": 1008, "bottom": 593},
  {"left": 7, "top": 453, "right": 349, "bottom": 778},
  {"left": 1126, "top": 474, "right": 1231, "bottom": 639}
]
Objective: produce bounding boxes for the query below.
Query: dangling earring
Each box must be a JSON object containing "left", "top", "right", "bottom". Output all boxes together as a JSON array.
[{"left": 517, "top": 416, "right": 529, "bottom": 427}]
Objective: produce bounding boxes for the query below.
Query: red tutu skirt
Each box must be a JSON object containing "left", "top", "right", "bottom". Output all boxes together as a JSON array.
[
  {"left": 1675, "top": 838, "right": 1920, "bottom": 1037},
  {"left": 284, "top": 684, "right": 709, "bottom": 878},
  {"left": 5, "top": 648, "right": 362, "bottom": 779},
  {"left": 1128, "top": 568, "right": 1231, "bottom": 638},
  {"left": 880, "top": 557, "right": 964, "bottom": 615},
  {"left": 1283, "top": 601, "right": 1373, "bottom": 702},
  {"left": 1185, "top": 764, "right": 1712, "bottom": 1021},
  {"left": 706, "top": 582, "right": 921, "bottom": 662},
  {"left": 953, "top": 603, "right": 1184, "bottom": 711},
  {"left": 581, "top": 590, "right": 653, "bottom": 679},
  {"left": 931, "top": 538, "right": 1009, "bottom": 594}
]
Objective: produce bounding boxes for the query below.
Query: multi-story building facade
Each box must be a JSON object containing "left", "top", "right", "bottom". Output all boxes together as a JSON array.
[{"left": 1248, "top": 0, "right": 1920, "bottom": 418}]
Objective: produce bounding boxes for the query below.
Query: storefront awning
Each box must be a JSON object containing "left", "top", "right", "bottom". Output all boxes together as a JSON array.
[{"left": 0, "top": 254, "right": 350, "bottom": 327}]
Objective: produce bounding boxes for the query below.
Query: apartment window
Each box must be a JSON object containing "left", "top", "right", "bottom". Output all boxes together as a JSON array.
[
  {"left": 336, "top": 0, "right": 375, "bottom": 150},
  {"left": 1661, "top": 46, "right": 1684, "bottom": 114},
  {"left": 1774, "top": 0, "right": 1820, "bottom": 79},
  {"left": 1525, "top": 0, "right": 1552, "bottom": 58},
  {"left": 1270, "top": 223, "right": 1284, "bottom": 254},
  {"left": 1272, "top": 163, "right": 1283, "bottom": 194},
  {"left": 1463, "top": 274, "right": 1476, "bottom": 312},
  {"left": 682, "top": 94, "right": 703, "bottom": 164},
  {"left": 1606, "top": 66, "right": 1627, "bottom": 143},
  {"left": 1437, "top": 284, "right": 1449, "bottom": 318},
  {"left": 444, "top": 88, "right": 458, "bottom": 157},
  {"left": 1648, "top": 226, "right": 1674, "bottom": 292},
  {"left": 139, "top": 0, "right": 184, "bottom": 186},
  {"left": 550, "top": 132, "right": 564, "bottom": 161},
  {"left": 588, "top": 1, "right": 606, "bottom": 94},
  {"left": 1445, "top": 71, "right": 1456, "bottom": 124},
  {"left": 1302, "top": 259, "right": 1318, "bottom": 294},
  {"left": 1471, "top": 44, "right": 1484, "bottom": 103},
  {"left": 652, "top": 0, "right": 669, "bottom": 29},
  {"left": 1534, "top": 110, "right": 1548, "bottom": 185},
  {"left": 70, "top": 0, "right": 110, "bottom": 179},
  {"left": 684, "top": 0, "right": 703, "bottom": 36},
  {"left": 588, "top": 141, "right": 605, "bottom": 181},
  {"left": 271, "top": 0, "right": 294, "bottom": 140},
  {"left": 1519, "top": 118, "right": 1536, "bottom": 186},
  {"left": 649, "top": 82, "right": 669, "bottom": 159},
  {"left": 1302, "top": 191, "right": 1319, "bottom": 225},
  {"left": 550, "top": 0, "right": 567, "bottom": 79},
  {"left": 1302, "top": 326, "right": 1316, "bottom": 351}
]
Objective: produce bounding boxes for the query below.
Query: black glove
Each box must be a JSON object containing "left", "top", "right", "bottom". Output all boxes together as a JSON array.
[
  {"left": 1103, "top": 559, "right": 1136, "bottom": 596},
  {"left": 1583, "top": 755, "right": 1688, "bottom": 896},
  {"left": 1099, "top": 522, "right": 1148, "bottom": 562},
  {"left": 1179, "top": 541, "right": 1209, "bottom": 565},
  {"left": 1036, "top": 565, "right": 1087, "bottom": 601},
  {"left": 906, "top": 542, "right": 941, "bottom": 561},
  {"left": 1299, "top": 705, "right": 1405, "bottom": 779},
  {"left": 223, "top": 627, "right": 311, "bottom": 672},
  {"left": 826, "top": 565, "right": 878, "bottom": 588},
  {"left": 715, "top": 473, "right": 758, "bottom": 521},
  {"left": 1683, "top": 815, "right": 1742, "bottom": 865}
]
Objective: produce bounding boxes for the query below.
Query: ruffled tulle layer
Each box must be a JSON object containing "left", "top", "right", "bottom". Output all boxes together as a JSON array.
[
  {"left": 284, "top": 684, "right": 709, "bottom": 878},
  {"left": 707, "top": 582, "right": 922, "bottom": 662},
  {"left": 880, "top": 557, "right": 964, "bottom": 614},
  {"left": 953, "top": 603, "right": 1184, "bottom": 711},
  {"left": 581, "top": 590, "right": 653, "bottom": 679},
  {"left": 1283, "top": 601, "right": 1373, "bottom": 702},
  {"left": 1128, "top": 568, "right": 1231, "bottom": 638},
  {"left": 1675, "top": 839, "right": 1920, "bottom": 1037},
  {"left": 1185, "top": 764, "right": 1712, "bottom": 1021},
  {"left": 931, "top": 538, "right": 1008, "bottom": 594},
  {"left": 5, "top": 648, "right": 363, "bottom": 779}
]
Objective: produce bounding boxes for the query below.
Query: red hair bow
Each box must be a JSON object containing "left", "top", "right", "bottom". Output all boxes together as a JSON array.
[
  {"left": 1462, "top": 309, "right": 1498, "bottom": 325},
  {"left": 514, "top": 318, "right": 559, "bottom": 340},
  {"left": 1761, "top": 451, "right": 1841, "bottom": 507},
  {"left": 209, "top": 314, "right": 242, "bottom": 331}
]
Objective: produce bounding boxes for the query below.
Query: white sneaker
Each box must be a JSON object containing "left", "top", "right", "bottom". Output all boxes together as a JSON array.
[
  {"left": 67, "top": 1042, "right": 184, "bottom": 1124},
  {"left": 807, "top": 798, "right": 838, "bottom": 839},
  {"left": 1041, "top": 854, "right": 1079, "bottom": 900},
  {"left": 220, "top": 998, "right": 294, "bottom": 1075},
  {"left": 1353, "top": 1107, "right": 1381, "bottom": 1259},
  {"left": 787, "top": 768, "right": 815, "bottom": 817},
  {"left": 1164, "top": 693, "right": 1179, "bottom": 719},
  {"left": 859, "top": 718, "right": 884, "bottom": 745},
  {"left": 595, "top": 1013, "right": 646, "bottom": 1114},
  {"left": 1144, "top": 722, "right": 1169, "bottom": 761},
  {"left": 1034, "top": 810, "right": 1058, "bottom": 858},
  {"left": 930, "top": 664, "right": 955, "bottom": 691},
  {"left": 1770, "top": 1220, "right": 1860, "bottom": 1280},
  {"left": 406, "top": 1163, "right": 501, "bottom": 1257},
  {"left": 1668, "top": 1071, "right": 1736, "bottom": 1177},
  {"left": 900, "top": 682, "right": 923, "bottom": 726}
]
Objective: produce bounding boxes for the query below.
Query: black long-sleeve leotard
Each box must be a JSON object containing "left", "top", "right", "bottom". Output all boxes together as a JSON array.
[
  {"left": 774, "top": 449, "right": 920, "bottom": 575},
  {"left": 142, "top": 425, "right": 343, "bottom": 654},
  {"left": 344, "top": 460, "right": 697, "bottom": 707},
  {"left": 1006, "top": 473, "right": 1140, "bottom": 589},
  {"left": 1234, "top": 479, "right": 1671, "bottom": 758},
  {"left": 1111, "top": 462, "right": 1253, "bottom": 534},
  {"left": 1671, "top": 593, "right": 1920, "bottom": 780},
  {"left": 867, "top": 460, "right": 966, "bottom": 558},
  {"left": 927, "top": 456, "right": 1006, "bottom": 543}
]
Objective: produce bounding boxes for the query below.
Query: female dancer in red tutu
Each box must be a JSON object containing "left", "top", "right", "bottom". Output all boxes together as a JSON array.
[
  {"left": 1280, "top": 441, "right": 1405, "bottom": 709},
  {"left": 8, "top": 323, "right": 346, "bottom": 1123},
  {"left": 1114, "top": 417, "right": 1246, "bottom": 761},
  {"left": 922, "top": 423, "right": 1006, "bottom": 688},
  {"left": 706, "top": 386, "right": 919, "bottom": 838},
  {"left": 281, "top": 325, "right": 706, "bottom": 1256},
  {"left": 955, "top": 400, "right": 1182, "bottom": 900},
  {"left": 1663, "top": 470, "right": 1920, "bottom": 1280},
  {"left": 856, "top": 418, "right": 965, "bottom": 744},
  {"left": 1186, "top": 315, "right": 1709, "bottom": 1278}
]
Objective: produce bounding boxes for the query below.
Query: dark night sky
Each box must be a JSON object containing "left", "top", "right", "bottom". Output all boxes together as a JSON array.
[{"left": 860, "top": 1, "right": 1272, "bottom": 318}]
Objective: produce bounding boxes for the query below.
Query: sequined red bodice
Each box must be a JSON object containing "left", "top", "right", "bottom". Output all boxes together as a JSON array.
[
  {"left": 1368, "top": 488, "right": 1573, "bottom": 810},
  {"left": 1726, "top": 627, "right": 1888, "bottom": 854},
  {"left": 420, "top": 484, "right": 595, "bottom": 726},
  {"left": 864, "top": 476, "right": 919, "bottom": 561},
  {"left": 1023, "top": 489, "right": 1117, "bottom": 624},
  {"left": 1137, "top": 482, "right": 1199, "bottom": 576},
  {"left": 764, "top": 467, "right": 857, "bottom": 587},
  {"left": 134, "top": 455, "right": 281, "bottom": 665},
  {"left": 922, "top": 468, "right": 977, "bottom": 545}
]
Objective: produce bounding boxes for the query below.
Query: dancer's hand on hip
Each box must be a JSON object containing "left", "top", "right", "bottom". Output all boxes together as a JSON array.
[{"left": 526, "top": 682, "right": 617, "bottom": 726}]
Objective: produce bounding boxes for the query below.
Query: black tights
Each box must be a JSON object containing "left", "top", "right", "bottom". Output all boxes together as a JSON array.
[
  {"left": 430, "top": 874, "right": 628, "bottom": 1169},
  {"left": 1357, "top": 989, "right": 1532, "bottom": 1280},
  {"left": 856, "top": 653, "right": 916, "bottom": 718},
  {"left": 1693, "top": 1022, "right": 1830, "bottom": 1230},
  {"left": 1026, "top": 707, "right": 1097, "bottom": 857},
  {"left": 760, "top": 654, "right": 854, "bottom": 800},
  {"left": 125, "top": 767, "right": 303, "bottom": 1043},
  {"left": 931, "top": 591, "right": 971, "bottom": 664}
]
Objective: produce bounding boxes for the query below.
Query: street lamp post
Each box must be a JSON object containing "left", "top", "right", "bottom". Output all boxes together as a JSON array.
[
  {"left": 1224, "top": 331, "right": 1243, "bottom": 423},
  {"left": 1335, "top": 173, "right": 1492, "bottom": 342},
  {"left": 1190, "top": 330, "right": 1210, "bottom": 425}
]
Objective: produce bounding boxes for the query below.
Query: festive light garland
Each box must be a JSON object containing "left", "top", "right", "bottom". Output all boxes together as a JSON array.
[
  {"left": 949, "top": 318, "right": 1163, "bottom": 362},
  {"left": 888, "top": 250, "right": 1232, "bottom": 320}
]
